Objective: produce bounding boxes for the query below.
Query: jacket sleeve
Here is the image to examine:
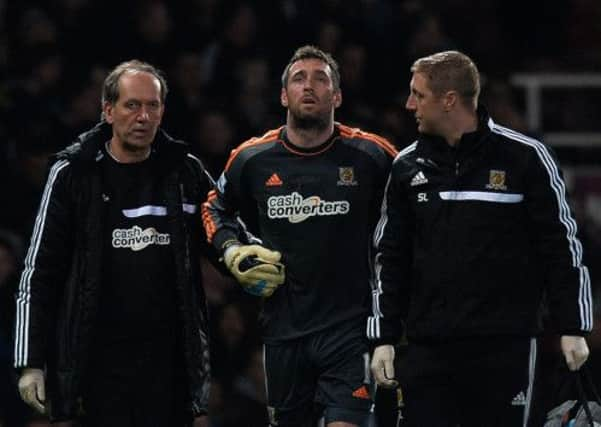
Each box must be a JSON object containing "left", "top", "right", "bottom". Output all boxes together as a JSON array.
[
  {"left": 187, "top": 154, "right": 229, "bottom": 275},
  {"left": 524, "top": 145, "right": 593, "bottom": 334},
  {"left": 368, "top": 158, "right": 413, "bottom": 345},
  {"left": 14, "top": 159, "right": 73, "bottom": 369},
  {"left": 201, "top": 151, "right": 255, "bottom": 255},
  {"left": 181, "top": 154, "right": 214, "bottom": 415}
]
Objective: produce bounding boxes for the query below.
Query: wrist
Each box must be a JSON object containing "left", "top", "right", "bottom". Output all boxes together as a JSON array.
[
  {"left": 221, "top": 240, "right": 241, "bottom": 262},
  {"left": 223, "top": 244, "right": 241, "bottom": 264}
]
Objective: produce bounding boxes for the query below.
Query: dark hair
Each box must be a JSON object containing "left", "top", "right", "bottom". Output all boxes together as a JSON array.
[
  {"left": 281, "top": 45, "right": 340, "bottom": 91},
  {"left": 411, "top": 50, "right": 480, "bottom": 109},
  {"left": 101, "top": 59, "right": 168, "bottom": 119}
]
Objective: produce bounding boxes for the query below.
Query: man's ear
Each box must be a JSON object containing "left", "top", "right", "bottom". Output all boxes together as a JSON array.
[
  {"left": 334, "top": 91, "right": 342, "bottom": 108},
  {"left": 444, "top": 91, "right": 458, "bottom": 111},
  {"left": 280, "top": 87, "right": 288, "bottom": 107},
  {"left": 103, "top": 102, "right": 114, "bottom": 124}
]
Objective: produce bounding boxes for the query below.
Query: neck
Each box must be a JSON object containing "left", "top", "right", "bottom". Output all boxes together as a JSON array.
[
  {"left": 444, "top": 109, "right": 479, "bottom": 147},
  {"left": 286, "top": 119, "right": 335, "bottom": 149},
  {"left": 106, "top": 139, "right": 151, "bottom": 163}
]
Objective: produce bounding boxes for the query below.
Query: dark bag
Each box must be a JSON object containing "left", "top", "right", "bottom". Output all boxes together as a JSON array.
[{"left": 544, "top": 366, "right": 601, "bottom": 427}]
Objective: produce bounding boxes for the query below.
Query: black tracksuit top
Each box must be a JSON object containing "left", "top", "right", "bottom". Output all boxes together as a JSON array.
[
  {"left": 368, "top": 108, "right": 593, "bottom": 345},
  {"left": 14, "top": 123, "right": 214, "bottom": 420}
]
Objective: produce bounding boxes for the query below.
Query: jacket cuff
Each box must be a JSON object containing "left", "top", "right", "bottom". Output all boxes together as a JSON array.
[
  {"left": 372, "top": 336, "right": 401, "bottom": 346},
  {"left": 558, "top": 329, "right": 590, "bottom": 337},
  {"left": 212, "top": 230, "right": 239, "bottom": 255}
]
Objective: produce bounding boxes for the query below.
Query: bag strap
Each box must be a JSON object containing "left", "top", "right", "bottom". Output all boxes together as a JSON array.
[
  {"left": 575, "top": 369, "right": 595, "bottom": 427},
  {"left": 581, "top": 365, "right": 601, "bottom": 406}
]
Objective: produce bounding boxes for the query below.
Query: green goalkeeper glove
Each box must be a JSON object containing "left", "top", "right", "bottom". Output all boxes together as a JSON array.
[{"left": 223, "top": 244, "right": 285, "bottom": 297}]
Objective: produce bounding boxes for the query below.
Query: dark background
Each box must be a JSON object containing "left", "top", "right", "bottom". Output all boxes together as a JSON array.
[{"left": 1, "top": 1, "right": 600, "bottom": 425}]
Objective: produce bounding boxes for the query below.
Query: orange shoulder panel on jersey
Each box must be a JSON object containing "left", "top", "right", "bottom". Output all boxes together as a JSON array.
[
  {"left": 338, "top": 124, "right": 398, "bottom": 157},
  {"left": 201, "top": 189, "right": 218, "bottom": 243},
  {"left": 224, "top": 127, "right": 283, "bottom": 172}
]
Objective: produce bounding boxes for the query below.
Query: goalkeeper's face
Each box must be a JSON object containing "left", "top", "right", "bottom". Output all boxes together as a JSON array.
[{"left": 281, "top": 58, "right": 342, "bottom": 129}]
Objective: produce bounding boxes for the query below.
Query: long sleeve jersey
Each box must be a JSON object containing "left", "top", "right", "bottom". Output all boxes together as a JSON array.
[
  {"left": 369, "top": 108, "right": 593, "bottom": 345},
  {"left": 203, "top": 124, "right": 397, "bottom": 343}
]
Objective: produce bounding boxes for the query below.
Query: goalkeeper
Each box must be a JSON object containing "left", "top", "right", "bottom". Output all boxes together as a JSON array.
[{"left": 202, "top": 45, "right": 396, "bottom": 427}]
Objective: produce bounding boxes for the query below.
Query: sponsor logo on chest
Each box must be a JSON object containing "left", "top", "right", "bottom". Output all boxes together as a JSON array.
[
  {"left": 112, "top": 226, "right": 170, "bottom": 251},
  {"left": 267, "top": 192, "right": 350, "bottom": 223}
]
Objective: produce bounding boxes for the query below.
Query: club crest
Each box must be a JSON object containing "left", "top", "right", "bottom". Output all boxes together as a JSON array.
[
  {"left": 486, "top": 169, "right": 507, "bottom": 190},
  {"left": 337, "top": 167, "right": 358, "bottom": 186}
]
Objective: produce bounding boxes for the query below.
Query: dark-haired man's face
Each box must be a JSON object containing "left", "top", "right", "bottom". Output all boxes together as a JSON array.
[{"left": 281, "top": 58, "right": 341, "bottom": 130}]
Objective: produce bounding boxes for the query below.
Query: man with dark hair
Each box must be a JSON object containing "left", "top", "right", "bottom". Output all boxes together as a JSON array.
[
  {"left": 203, "top": 45, "right": 397, "bottom": 427},
  {"left": 369, "top": 50, "right": 593, "bottom": 426},
  {"left": 15, "top": 59, "right": 213, "bottom": 427}
]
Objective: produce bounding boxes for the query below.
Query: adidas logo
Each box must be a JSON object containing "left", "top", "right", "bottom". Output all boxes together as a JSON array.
[
  {"left": 352, "top": 385, "right": 370, "bottom": 400},
  {"left": 265, "top": 173, "right": 283, "bottom": 186},
  {"left": 511, "top": 391, "right": 526, "bottom": 406},
  {"left": 410, "top": 171, "right": 428, "bottom": 186}
]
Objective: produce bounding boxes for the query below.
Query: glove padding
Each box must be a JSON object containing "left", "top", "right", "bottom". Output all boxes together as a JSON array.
[
  {"left": 18, "top": 368, "right": 46, "bottom": 414},
  {"left": 561, "top": 335, "right": 590, "bottom": 371},
  {"left": 371, "top": 345, "right": 398, "bottom": 388},
  {"left": 224, "top": 244, "right": 285, "bottom": 297}
]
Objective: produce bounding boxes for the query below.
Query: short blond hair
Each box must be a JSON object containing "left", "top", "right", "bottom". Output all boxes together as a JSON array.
[{"left": 411, "top": 50, "right": 480, "bottom": 109}]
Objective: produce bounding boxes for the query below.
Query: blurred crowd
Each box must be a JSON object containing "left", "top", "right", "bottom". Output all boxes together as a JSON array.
[{"left": 1, "top": 0, "right": 601, "bottom": 426}]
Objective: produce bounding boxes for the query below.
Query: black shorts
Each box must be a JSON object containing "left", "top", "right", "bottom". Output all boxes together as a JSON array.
[
  {"left": 264, "top": 322, "right": 372, "bottom": 427},
  {"left": 400, "top": 336, "right": 538, "bottom": 427}
]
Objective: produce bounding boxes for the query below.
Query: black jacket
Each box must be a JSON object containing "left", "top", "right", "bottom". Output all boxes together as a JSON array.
[
  {"left": 14, "top": 122, "right": 214, "bottom": 421},
  {"left": 368, "top": 108, "right": 593, "bottom": 345}
]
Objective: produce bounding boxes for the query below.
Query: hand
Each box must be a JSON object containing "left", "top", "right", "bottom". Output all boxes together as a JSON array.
[
  {"left": 560, "top": 335, "right": 590, "bottom": 371},
  {"left": 223, "top": 244, "right": 285, "bottom": 297},
  {"left": 371, "top": 345, "right": 398, "bottom": 388},
  {"left": 18, "top": 368, "right": 46, "bottom": 414},
  {"left": 193, "top": 415, "right": 209, "bottom": 427}
]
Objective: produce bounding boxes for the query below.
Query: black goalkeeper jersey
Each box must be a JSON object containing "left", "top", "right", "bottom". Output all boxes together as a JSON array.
[{"left": 203, "top": 124, "right": 397, "bottom": 342}]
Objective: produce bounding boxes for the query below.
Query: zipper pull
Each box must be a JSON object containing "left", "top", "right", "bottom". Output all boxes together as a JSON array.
[{"left": 455, "top": 162, "right": 460, "bottom": 176}]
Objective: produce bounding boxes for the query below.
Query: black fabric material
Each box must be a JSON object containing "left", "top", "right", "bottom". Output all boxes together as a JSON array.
[
  {"left": 97, "top": 151, "right": 177, "bottom": 347},
  {"left": 20, "top": 122, "right": 214, "bottom": 421},
  {"left": 264, "top": 321, "right": 371, "bottom": 426},
  {"left": 401, "top": 336, "right": 536, "bottom": 427},
  {"left": 83, "top": 340, "right": 189, "bottom": 427}
]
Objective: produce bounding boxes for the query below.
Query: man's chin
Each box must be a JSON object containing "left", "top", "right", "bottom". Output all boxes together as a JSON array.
[
  {"left": 123, "top": 138, "right": 153, "bottom": 152},
  {"left": 293, "top": 113, "right": 329, "bottom": 131}
]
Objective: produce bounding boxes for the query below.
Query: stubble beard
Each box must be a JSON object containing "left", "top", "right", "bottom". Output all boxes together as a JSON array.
[{"left": 289, "top": 110, "right": 330, "bottom": 132}]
